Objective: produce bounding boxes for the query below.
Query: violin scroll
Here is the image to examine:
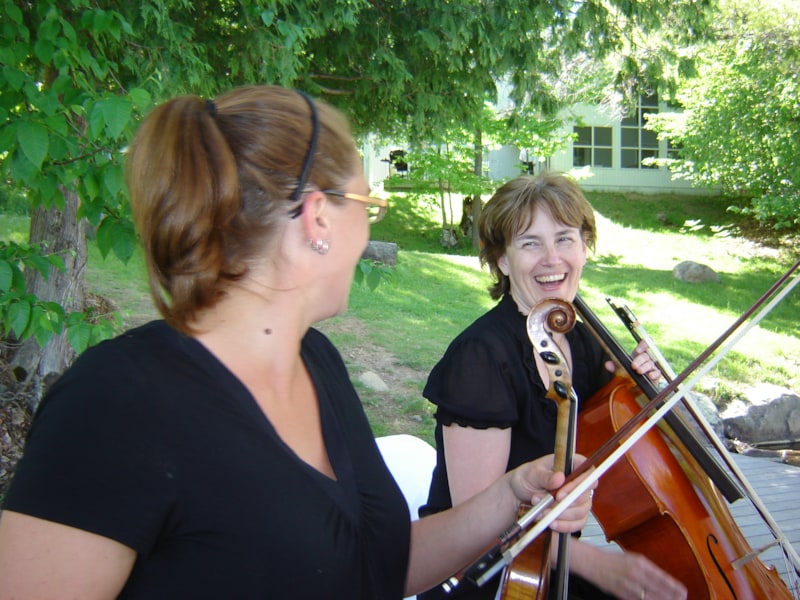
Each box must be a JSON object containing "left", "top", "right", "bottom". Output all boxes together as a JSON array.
[{"left": 526, "top": 299, "right": 576, "bottom": 403}]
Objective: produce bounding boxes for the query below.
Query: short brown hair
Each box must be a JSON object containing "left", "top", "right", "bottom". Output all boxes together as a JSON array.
[
  {"left": 478, "top": 172, "right": 597, "bottom": 300},
  {"left": 125, "top": 85, "right": 359, "bottom": 333}
]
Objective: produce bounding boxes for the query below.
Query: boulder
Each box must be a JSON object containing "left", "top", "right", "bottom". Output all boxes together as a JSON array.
[
  {"left": 673, "top": 260, "right": 720, "bottom": 283},
  {"left": 361, "top": 240, "right": 398, "bottom": 266},
  {"left": 358, "top": 370, "right": 389, "bottom": 392},
  {"left": 720, "top": 383, "right": 800, "bottom": 445}
]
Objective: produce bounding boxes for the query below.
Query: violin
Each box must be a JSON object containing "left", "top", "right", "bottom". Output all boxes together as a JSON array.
[{"left": 500, "top": 299, "right": 579, "bottom": 600}]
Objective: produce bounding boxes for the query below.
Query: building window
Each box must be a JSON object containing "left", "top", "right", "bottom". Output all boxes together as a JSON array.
[
  {"left": 621, "top": 94, "right": 659, "bottom": 169},
  {"left": 573, "top": 126, "right": 612, "bottom": 168}
]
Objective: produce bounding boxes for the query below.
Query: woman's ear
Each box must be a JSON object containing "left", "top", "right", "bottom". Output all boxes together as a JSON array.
[
  {"left": 299, "top": 191, "right": 330, "bottom": 240},
  {"left": 498, "top": 254, "right": 510, "bottom": 276}
]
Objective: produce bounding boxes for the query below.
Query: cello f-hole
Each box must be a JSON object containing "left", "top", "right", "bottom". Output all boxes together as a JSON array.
[{"left": 706, "top": 533, "right": 738, "bottom": 600}]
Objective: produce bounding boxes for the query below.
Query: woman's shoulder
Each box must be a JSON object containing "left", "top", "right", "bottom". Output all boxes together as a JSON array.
[
  {"left": 446, "top": 297, "right": 524, "bottom": 354},
  {"left": 66, "top": 320, "right": 181, "bottom": 372}
]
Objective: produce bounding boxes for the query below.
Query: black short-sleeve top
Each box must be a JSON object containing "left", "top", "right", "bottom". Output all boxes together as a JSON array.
[
  {"left": 4, "top": 321, "right": 410, "bottom": 599},
  {"left": 421, "top": 294, "right": 611, "bottom": 517}
]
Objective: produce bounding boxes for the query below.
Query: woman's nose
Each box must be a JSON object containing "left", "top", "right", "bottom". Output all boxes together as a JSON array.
[{"left": 541, "top": 243, "right": 561, "bottom": 263}]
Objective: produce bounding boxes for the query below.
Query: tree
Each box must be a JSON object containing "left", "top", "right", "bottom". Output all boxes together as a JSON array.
[
  {"left": 645, "top": 0, "right": 800, "bottom": 229},
  {"left": 0, "top": 0, "right": 367, "bottom": 402},
  {"left": 0, "top": 0, "right": 716, "bottom": 406}
]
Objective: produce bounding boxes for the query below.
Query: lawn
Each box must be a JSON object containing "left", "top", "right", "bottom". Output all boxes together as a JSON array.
[{"left": 2, "top": 189, "right": 798, "bottom": 445}]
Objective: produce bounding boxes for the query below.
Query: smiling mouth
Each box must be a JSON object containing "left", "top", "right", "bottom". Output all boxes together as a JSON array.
[{"left": 535, "top": 273, "right": 566, "bottom": 284}]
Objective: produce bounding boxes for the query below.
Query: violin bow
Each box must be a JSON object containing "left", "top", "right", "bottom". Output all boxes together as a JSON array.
[{"left": 453, "top": 257, "right": 800, "bottom": 588}]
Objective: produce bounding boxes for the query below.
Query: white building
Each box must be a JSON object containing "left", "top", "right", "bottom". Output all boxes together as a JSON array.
[
  {"left": 547, "top": 93, "right": 703, "bottom": 194},
  {"left": 365, "top": 93, "right": 711, "bottom": 196}
]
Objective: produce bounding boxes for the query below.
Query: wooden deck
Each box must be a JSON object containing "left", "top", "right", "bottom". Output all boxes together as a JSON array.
[{"left": 581, "top": 452, "right": 800, "bottom": 596}]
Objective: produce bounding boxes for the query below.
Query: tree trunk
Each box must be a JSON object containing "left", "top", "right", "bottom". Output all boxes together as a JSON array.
[
  {"left": 11, "top": 188, "right": 87, "bottom": 409},
  {"left": 472, "top": 130, "right": 483, "bottom": 250}
]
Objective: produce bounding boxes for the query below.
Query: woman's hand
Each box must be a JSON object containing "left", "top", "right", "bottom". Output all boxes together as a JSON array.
[
  {"left": 606, "top": 341, "right": 663, "bottom": 383},
  {"left": 588, "top": 548, "right": 687, "bottom": 600},
  {"left": 509, "top": 454, "right": 596, "bottom": 533}
]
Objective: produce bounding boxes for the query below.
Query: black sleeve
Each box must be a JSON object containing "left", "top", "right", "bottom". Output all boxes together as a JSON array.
[
  {"left": 3, "top": 341, "right": 177, "bottom": 552},
  {"left": 424, "top": 336, "right": 519, "bottom": 429}
]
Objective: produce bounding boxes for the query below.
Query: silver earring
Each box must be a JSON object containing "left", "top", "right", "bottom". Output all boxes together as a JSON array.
[{"left": 309, "top": 238, "right": 330, "bottom": 255}]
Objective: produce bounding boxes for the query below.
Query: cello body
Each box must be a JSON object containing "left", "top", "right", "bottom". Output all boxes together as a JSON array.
[{"left": 577, "top": 374, "right": 792, "bottom": 599}]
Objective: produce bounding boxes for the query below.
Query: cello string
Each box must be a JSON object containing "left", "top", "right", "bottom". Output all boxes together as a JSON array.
[{"left": 474, "top": 263, "right": 800, "bottom": 588}]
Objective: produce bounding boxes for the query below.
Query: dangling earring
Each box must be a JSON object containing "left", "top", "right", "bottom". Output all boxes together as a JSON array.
[{"left": 309, "top": 238, "right": 330, "bottom": 255}]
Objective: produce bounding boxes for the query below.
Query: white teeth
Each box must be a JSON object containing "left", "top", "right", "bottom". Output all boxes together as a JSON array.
[{"left": 535, "top": 274, "right": 565, "bottom": 283}]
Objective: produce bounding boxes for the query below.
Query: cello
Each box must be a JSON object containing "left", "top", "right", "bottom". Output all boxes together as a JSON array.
[{"left": 573, "top": 294, "right": 794, "bottom": 599}]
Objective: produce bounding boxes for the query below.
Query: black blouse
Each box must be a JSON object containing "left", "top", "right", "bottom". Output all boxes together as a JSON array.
[
  {"left": 421, "top": 293, "right": 611, "bottom": 514},
  {"left": 5, "top": 322, "right": 410, "bottom": 599}
]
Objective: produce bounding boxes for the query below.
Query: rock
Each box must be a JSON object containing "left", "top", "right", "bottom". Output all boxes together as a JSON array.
[
  {"left": 361, "top": 241, "right": 398, "bottom": 266},
  {"left": 720, "top": 384, "right": 800, "bottom": 445},
  {"left": 673, "top": 260, "right": 720, "bottom": 283},
  {"left": 358, "top": 370, "right": 389, "bottom": 392},
  {"left": 684, "top": 390, "right": 726, "bottom": 440}
]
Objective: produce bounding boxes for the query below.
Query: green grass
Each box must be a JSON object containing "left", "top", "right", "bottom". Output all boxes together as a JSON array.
[
  {"left": 84, "top": 245, "right": 155, "bottom": 327},
  {"left": 2, "top": 190, "right": 798, "bottom": 443}
]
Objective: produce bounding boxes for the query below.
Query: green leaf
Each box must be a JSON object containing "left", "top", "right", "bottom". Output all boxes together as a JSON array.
[
  {"left": 87, "top": 102, "right": 105, "bottom": 139},
  {"left": 5, "top": 0, "right": 22, "bottom": 24},
  {"left": 2, "top": 66, "right": 26, "bottom": 91},
  {"left": 17, "top": 121, "right": 49, "bottom": 170},
  {"left": 110, "top": 220, "right": 137, "bottom": 263},
  {"left": 67, "top": 321, "right": 92, "bottom": 353},
  {"left": 31, "top": 305, "right": 56, "bottom": 347},
  {"left": 366, "top": 266, "right": 382, "bottom": 290},
  {"left": 27, "top": 253, "right": 54, "bottom": 279},
  {"left": 47, "top": 253, "right": 67, "bottom": 272},
  {"left": 0, "top": 261, "right": 12, "bottom": 291},
  {"left": 8, "top": 299, "right": 31, "bottom": 337},
  {"left": 99, "top": 96, "right": 132, "bottom": 139},
  {"left": 103, "top": 163, "right": 124, "bottom": 196},
  {"left": 128, "top": 87, "right": 152, "bottom": 110},
  {"left": 33, "top": 37, "right": 55, "bottom": 63},
  {"left": 95, "top": 216, "right": 114, "bottom": 258},
  {"left": 9, "top": 150, "right": 38, "bottom": 186}
]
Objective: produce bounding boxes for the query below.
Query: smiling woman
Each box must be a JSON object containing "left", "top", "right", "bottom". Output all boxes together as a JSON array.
[{"left": 418, "top": 172, "right": 687, "bottom": 600}]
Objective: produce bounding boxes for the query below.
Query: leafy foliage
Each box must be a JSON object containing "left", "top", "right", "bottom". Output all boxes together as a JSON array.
[
  {"left": 645, "top": 0, "right": 800, "bottom": 228},
  {"left": 0, "top": 0, "right": 717, "bottom": 354},
  {"left": 0, "top": 241, "right": 117, "bottom": 351}
]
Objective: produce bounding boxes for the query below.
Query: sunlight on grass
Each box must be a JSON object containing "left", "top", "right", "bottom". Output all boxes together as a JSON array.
[
  {"left": 0, "top": 215, "right": 31, "bottom": 243},
  {"left": 346, "top": 251, "right": 495, "bottom": 371}
]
